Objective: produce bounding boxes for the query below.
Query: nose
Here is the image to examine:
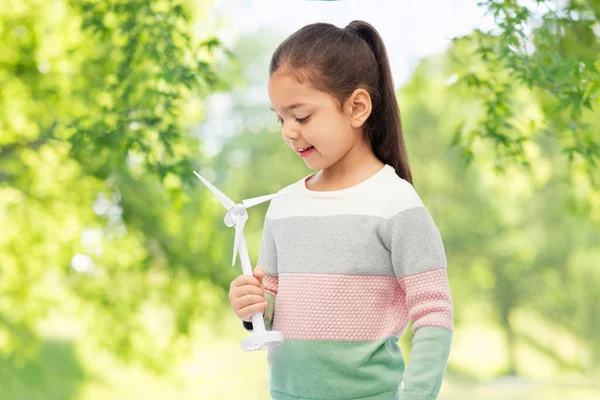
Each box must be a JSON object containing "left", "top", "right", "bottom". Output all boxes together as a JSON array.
[{"left": 281, "top": 122, "right": 300, "bottom": 142}]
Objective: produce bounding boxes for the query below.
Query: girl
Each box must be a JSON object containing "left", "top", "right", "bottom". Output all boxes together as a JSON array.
[{"left": 229, "top": 20, "right": 453, "bottom": 400}]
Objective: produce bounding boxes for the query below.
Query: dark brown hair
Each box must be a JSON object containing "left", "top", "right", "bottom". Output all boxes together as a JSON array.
[{"left": 269, "top": 20, "right": 412, "bottom": 184}]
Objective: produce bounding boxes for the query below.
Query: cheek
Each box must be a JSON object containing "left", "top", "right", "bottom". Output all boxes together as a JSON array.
[
  {"left": 307, "top": 113, "right": 347, "bottom": 147},
  {"left": 324, "top": 120, "right": 353, "bottom": 149}
]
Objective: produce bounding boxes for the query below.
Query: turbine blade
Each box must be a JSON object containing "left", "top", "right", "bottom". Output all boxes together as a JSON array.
[
  {"left": 242, "top": 188, "right": 293, "bottom": 209},
  {"left": 193, "top": 171, "right": 235, "bottom": 210},
  {"left": 232, "top": 214, "right": 246, "bottom": 266}
]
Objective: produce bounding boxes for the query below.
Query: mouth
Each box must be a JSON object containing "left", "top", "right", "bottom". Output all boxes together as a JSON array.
[{"left": 295, "top": 146, "right": 315, "bottom": 157}]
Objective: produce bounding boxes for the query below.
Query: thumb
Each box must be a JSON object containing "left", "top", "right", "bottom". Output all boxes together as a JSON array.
[{"left": 253, "top": 265, "right": 264, "bottom": 281}]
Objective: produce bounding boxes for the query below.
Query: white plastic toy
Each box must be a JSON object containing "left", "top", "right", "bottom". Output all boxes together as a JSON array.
[{"left": 193, "top": 170, "right": 290, "bottom": 351}]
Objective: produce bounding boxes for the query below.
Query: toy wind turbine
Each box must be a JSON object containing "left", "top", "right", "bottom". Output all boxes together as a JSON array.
[{"left": 193, "top": 170, "right": 290, "bottom": 351}]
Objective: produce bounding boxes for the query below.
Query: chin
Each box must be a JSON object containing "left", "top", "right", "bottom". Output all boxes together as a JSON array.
[
  {"left": 303, "top": 160, "right": 318, "bottom": 169},
  {"left": 303, "top": 156, "right": 323, "bottom": 169}
]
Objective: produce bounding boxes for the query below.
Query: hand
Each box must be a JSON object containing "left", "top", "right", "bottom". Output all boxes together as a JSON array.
[{"left": 229, "top": 265, "right": 268, "bottom": 322}]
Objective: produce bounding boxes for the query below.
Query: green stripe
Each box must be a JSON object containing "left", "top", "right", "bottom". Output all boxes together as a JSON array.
[
  {"left": 400, "top": 392, "right": 436, "bottom": 400},
  {"left": 401, "top": 326, "right": 452, "bottom": 399},
  {"left": 268, "top": 337, "right": 404, "bottom": 399},
  {"left": 271, "top": 388, "right": 400, "bottom": 400}
]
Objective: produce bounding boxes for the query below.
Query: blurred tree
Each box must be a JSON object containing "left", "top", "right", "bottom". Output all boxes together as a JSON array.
[
  {"left": 445, "top": 5, "right": 600, "bottom": 373},
  {"left": 0, "top": 0, "right": 237, "bottom": 373},
  {"left": 450, "top": 0, "right": 599, "bottom": 188},
  {"left": 445, "top": 1, "right": 600, "bottom": 373},
  {"left": 406, "top": 37, "right": 600, "bottom": 377}
]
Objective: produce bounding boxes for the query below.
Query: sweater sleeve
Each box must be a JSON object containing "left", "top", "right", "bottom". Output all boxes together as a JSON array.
[
  {"left": 381, "top": 205, "right": 454, "bottom": 400},
  {"left": 242, "top": 213, "right": 278, "bottom": 332}
]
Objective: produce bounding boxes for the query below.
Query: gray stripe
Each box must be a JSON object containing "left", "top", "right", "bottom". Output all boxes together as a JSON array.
[
  {"left": 273, "top": 214, "right": 393, "bottom": 276},
  {"left": 380, "top": 206, "right": 447, "bottom": 278},
  {"left": 266, "top": 206, "right": 445, "bottom": 278},
  {"left": 258, "top": 216, "right": 278, "bottom": 277}
]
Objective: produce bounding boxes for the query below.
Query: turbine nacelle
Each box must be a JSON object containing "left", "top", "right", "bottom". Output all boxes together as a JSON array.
[{"left": 224, "top": 204, "right": 248, "bottom": 228}]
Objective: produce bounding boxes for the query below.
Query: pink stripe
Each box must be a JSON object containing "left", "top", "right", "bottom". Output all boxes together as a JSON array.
[
  {"left": 272, "top": 273, "right": 409, "bottom": 341},
  {"left": 398, "top": 268, "right": 454, "bottom": 333},
  {"left": 264, "top": 275, "right": 278, "bottom": 295}
]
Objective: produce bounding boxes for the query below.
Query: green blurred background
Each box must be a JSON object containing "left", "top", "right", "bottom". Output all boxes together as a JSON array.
[{"left": 1, "top": 0, "right": 599, "bottom": 399}]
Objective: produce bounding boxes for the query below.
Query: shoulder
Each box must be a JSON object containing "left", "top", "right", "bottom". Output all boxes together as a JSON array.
[
  {"left": 377, "top": 174, "right": 444, "bottom": 247},
  {"left": 373, "top": 169, "right": 425, "bottom": 219}
]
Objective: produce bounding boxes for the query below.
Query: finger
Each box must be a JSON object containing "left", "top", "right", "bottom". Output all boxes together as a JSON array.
[
  {"left": 253, "top": 266, "right": 264, "bottom": 280},
  {"left": 236, "top": 295, "right": 266, "bottom": 310},
  {"left": 237, "top": 289, "right": 265, "bottom": 302},
  {"left": 239, "top": 301, "right": 268, "bottom": 318},
  {"left": 231, "top": 285, "right": 264, "bottom": 300},
  {"left": 247, "top": 286, "right": 265, "bottom": 298},
  {"left": 233, "top": 275, "right": 260, "bottom": 287}
]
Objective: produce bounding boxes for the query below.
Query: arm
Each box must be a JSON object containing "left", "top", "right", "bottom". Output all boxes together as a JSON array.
[
  {"left": 382, "top": 205, "right": 454, "bottom": 400},
  {"left": 243, "top": 213, "right": 278, "bottom": 332}
]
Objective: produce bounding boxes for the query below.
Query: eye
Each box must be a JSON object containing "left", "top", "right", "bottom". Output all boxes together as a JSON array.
[{"left": 276, "top": 115, "right": 310, "bottom": 126}]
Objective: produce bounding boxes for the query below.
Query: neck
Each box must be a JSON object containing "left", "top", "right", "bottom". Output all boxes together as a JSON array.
[{"left": 317, "top": 138, "right": 384, "bottom": 189}]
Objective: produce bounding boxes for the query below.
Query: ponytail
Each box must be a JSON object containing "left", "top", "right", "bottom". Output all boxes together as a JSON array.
[{"left": 346, "top": 21, "right": 412, "bottom": 184}]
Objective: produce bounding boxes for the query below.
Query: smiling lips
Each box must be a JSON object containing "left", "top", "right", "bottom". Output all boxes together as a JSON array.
[{"left": 295, "top": 146, "right": 315, "bottom": 157}]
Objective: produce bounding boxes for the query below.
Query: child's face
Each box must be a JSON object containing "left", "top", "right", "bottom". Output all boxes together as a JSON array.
[{"left": 268, "top": 70, "right": 363, "bottom": 170}]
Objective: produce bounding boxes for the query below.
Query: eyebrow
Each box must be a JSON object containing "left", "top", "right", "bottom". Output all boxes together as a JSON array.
[{"left": 269, "top": 102, "right": 307, "bottom": 112}]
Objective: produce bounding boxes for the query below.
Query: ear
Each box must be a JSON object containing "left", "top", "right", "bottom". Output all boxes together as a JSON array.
[{"left": 343, "top": 88, "right": 372, "bottom": 128}]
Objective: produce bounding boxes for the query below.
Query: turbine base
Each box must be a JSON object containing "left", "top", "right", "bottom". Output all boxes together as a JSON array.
[{"left": 240, "top": 330, "right": 284, "bottom": 351}]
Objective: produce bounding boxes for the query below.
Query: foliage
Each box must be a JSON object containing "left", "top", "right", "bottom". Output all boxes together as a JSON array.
[
  {"left": 0, "top": 0, "right": 234, "bottom": 373},
  {"left": 450, "top": 0, "right": 600, "bottom": 187}
]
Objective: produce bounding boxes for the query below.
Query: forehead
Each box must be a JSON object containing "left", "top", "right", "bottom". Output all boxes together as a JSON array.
[{"left": 268, "top": 70, "right": 332, "bottom": 112}]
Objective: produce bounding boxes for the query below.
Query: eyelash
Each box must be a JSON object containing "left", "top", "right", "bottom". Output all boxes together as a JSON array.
[{"left": 277, "top": 116, "right": 310, "bottom": 125}]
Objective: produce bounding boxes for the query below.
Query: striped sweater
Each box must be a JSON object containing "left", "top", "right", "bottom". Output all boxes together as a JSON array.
[{"left": 243, "top": 164, "right": 454, "bottom": 400}]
